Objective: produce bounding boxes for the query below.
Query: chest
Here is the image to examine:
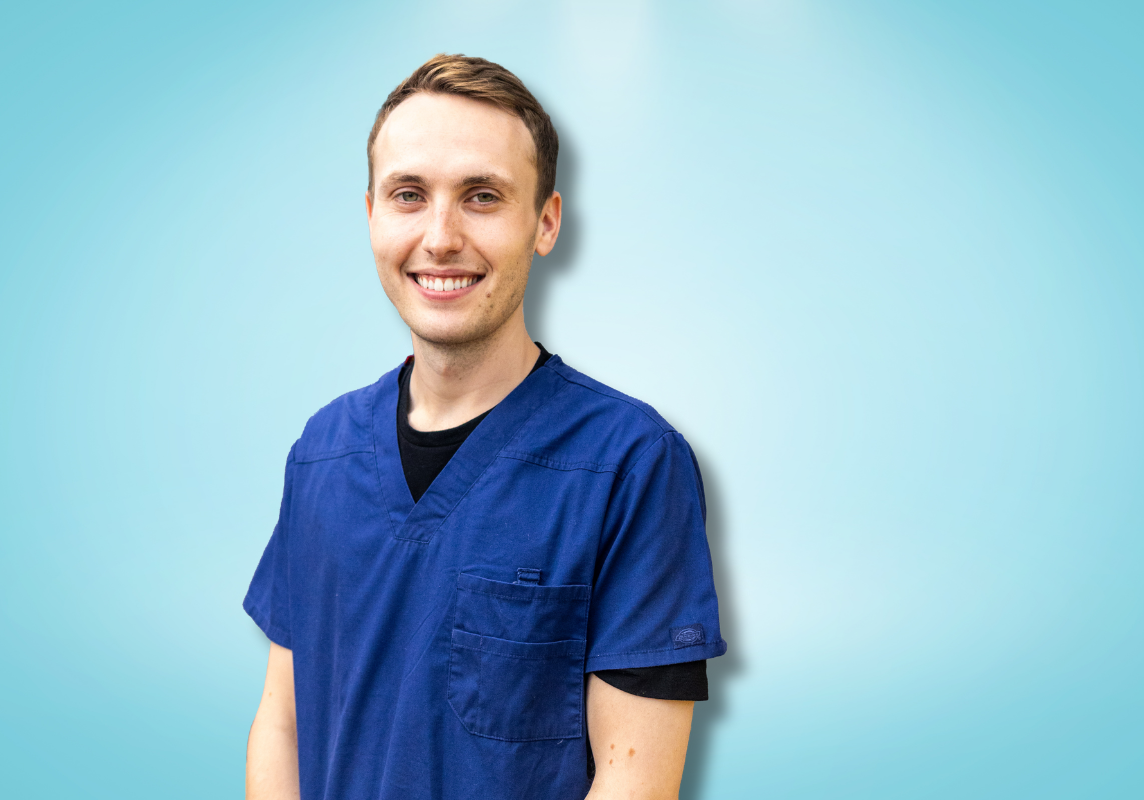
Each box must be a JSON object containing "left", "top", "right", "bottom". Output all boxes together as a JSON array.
[{"left": 286, "top": 453, "right": 614, "bottom": 627}]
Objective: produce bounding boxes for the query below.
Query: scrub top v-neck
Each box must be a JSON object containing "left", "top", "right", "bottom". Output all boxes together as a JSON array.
[
  {"left": 396, "top": 344, "right": 551, "bottom": 504},
  {"left": 244, "top": 353, "right": 726, "bottom": 800}
]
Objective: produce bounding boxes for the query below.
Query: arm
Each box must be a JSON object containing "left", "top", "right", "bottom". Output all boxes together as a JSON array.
[
  {"left": 246, "top": 642, "right": 301, "bottom": 800},
  {"left": 584, "top": 674, "right": 694, "bottom": 800}
]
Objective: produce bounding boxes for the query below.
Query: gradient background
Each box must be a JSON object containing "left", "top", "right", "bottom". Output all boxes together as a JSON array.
[{"left": 1, "top": 1, "right": 1141, "bottom": 797}]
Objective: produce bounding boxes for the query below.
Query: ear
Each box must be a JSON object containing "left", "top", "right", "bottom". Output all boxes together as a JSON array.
[
  {"left": 365, "top": 190, "right": 374, "bottom": 218},
  {"left": 534, "top": 191, "right": 562, "bottom": 257}
]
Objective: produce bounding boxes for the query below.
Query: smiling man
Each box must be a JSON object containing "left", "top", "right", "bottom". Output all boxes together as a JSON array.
[{"left": 243, "top": 55, "right": 726, "bottom": 800}]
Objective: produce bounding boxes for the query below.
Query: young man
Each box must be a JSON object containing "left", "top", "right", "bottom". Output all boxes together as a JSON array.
[{"left": 243, "top": 55, "right": 726, "bottom": 800}]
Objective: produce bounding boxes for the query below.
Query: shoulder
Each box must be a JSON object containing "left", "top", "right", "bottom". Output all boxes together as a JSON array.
[
  {"left": 506, "top": 356, "right": 685, "bottom": 477},
  {"left": 291, "top": 366, "right": 398, "bottom": 464},
  {"left": 544, "top": 357, "right": 675, "bottom": 434}
]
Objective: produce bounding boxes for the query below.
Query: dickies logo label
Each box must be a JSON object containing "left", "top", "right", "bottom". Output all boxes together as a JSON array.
[{"left": 671, "top": 624, "right": 706, "bottom": 649}]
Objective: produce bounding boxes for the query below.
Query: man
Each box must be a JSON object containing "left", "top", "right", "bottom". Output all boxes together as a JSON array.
[{"left": 244, "top": 54, "right": 726, "bottom": 800}]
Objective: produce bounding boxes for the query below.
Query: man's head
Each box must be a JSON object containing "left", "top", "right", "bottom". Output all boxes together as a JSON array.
[
  {"left": 367, "top": 55, "right": 558, "bottom": 214},
  {"left": 365, "top": 54, "right": 561, "bottom": 349}
]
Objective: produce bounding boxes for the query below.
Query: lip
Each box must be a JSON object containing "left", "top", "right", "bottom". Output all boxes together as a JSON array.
[{"left": 407, "top": 271, "right": 485, "bottom": 301}]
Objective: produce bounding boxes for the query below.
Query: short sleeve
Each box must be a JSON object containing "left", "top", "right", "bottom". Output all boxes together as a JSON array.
[
  {"left": 242, "top": 444, "right": 295, "bottom": 649},
  {"left": 585, "top": 431, "right": 727, "bottom": 672}
]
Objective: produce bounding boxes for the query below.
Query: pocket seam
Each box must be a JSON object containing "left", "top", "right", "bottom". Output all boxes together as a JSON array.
[
  {"left": 447, "top": 635, "right": 584, "bottom": 742},
  {"left": 448, "top": 575, "right": 588, "bottom": 742},
  {"left": 458, "top": 589, "right": 586, "bottom": 603},
  {"left": 452, "top": 630, "right": 587, "bottom": 660},
  {"left": 457, "top": 572, "right": 590, "bottom": 602}
]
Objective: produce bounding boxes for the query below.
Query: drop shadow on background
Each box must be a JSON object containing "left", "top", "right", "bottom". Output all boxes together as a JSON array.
[
  {"left": 523, "top": 121, "right": 580, "bottom": 343},
  {"left": 680, "top": 448, "right": 744, "bottom": 800},
  {"left": 524, "top": 125, "right": 741, "bottom": 795}
]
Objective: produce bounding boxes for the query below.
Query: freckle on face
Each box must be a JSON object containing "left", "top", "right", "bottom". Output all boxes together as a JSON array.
[{"left": 629, "top": 748, "right": 635, "bottom": 757}]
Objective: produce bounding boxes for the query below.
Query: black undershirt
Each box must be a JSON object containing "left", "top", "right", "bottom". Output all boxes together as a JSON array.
[{"left": 395, "top": 345, "right": 707, "bottom": 706}]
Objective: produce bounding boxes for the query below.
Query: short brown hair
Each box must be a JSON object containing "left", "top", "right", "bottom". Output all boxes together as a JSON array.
[{"left": 366, "top": 54, "right": 559, "bottom": 214}]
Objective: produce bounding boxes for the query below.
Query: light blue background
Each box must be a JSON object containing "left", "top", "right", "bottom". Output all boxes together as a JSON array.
[{"left": 1, "top": 1, "right": 1140, "bottom": 797}]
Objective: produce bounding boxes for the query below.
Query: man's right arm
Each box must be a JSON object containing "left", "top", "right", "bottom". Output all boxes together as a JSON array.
[{"left": 246, "top": 642, "right": 301, "bottom": 800}]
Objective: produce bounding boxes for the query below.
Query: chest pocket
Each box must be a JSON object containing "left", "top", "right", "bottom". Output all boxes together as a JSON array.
[{"left": 448, "top": 572, "right": 590, "bottom": 742}]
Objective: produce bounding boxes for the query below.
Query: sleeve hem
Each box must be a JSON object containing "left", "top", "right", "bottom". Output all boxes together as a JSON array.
[
  {"left": 243, "top": 596, "right": 292, "bottom": 649},
  {"left": 585, "top": 639, "right": 726, "bottom": 672}
]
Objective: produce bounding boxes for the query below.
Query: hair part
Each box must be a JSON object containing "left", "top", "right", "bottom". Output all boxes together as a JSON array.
[{"left": 366, "top": 54, "right": 559, "bottom": 215}]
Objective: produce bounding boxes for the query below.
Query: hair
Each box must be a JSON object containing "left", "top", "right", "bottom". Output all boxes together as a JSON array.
[{"left": 366, "top": 54, "right": 559, "bottom": 214}]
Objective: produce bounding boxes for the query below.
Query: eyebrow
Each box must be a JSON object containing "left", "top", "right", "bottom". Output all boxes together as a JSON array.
[
  {"left": 378, "top": 172, "right": 516, "bottom": 191},
  {"left": 380, "top": 173, "right": 427, "bottom": 187},
  {"left": 459, "top": 174, "right": 514, "bottom": 191}
]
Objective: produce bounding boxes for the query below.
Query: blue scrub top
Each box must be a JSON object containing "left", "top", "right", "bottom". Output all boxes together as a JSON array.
[{"left": 244, "top": 354, "right": 726, "bottom": 800}]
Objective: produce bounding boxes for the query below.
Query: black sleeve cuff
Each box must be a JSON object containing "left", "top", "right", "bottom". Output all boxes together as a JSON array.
[{"left": 593, "top": 659, "right": 708, "bottom": 701}]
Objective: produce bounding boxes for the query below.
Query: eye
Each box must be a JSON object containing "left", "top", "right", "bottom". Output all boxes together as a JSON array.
[
  {"left": 398, "top": 191, "right": 422, "bottom": 203},
  {"left": 473, "top": 192, "right": 497, "bottom": 204}
]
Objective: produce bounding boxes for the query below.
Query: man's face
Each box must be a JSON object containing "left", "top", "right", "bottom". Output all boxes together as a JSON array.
[{"left": 366, "top": 92, "right": 560, "bottom": 347}]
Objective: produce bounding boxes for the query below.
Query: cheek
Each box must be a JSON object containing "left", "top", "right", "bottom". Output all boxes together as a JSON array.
[
  {"left": 473, "top": 216, "right": 536, "bottom": 275},
  {"left": 371, "top": 221, "right": 416, "bottom": 270}
]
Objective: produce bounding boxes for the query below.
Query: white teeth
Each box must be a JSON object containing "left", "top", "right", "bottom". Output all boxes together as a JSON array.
[{"left": 416, "top": 275, "right": 479, "bottom": 291}]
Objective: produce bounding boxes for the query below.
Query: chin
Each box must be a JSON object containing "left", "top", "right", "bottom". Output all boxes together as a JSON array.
[
  {"left": 407, "top": 316, "right": 496, "bottom": 348},
  {"left": 398, "top": 290, "right": 524, "bottom": 349}
]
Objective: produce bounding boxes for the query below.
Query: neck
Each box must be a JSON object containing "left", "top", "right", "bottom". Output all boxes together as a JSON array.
[{"left": 407, "top": 308, "right": 540, "bottom": 432}]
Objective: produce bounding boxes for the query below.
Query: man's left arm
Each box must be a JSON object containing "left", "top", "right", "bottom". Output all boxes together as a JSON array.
[{"left": 584, "top": 674, "right": 694, "bottom": 800}]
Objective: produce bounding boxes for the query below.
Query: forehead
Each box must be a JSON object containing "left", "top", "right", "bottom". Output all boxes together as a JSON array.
[{"left": 372, "top": 93, "right": 536, "bottom": 186}]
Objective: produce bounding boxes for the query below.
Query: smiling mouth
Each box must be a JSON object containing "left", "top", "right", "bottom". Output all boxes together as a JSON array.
[{"left": 411, "top": 274, "right": 483, "bottom": 293}]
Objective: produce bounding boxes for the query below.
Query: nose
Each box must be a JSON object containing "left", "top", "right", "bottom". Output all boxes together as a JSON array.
[{"left": 421, "top": 202, "right": 464, "bottom": 261}]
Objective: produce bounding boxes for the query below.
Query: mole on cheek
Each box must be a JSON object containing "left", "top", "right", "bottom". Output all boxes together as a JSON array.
[
  {"left": 608, "top": 759, "right": 613, "bottom": 765},
  {"left": 629, "top": 748, "right": 635, "bottom": 757},
  {"left": 610, "top": 744, "right": 615, "bottom": 750}
]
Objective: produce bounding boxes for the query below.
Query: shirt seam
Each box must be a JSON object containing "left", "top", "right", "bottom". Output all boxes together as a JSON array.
[
  {"left": 542, "top": 362, "right": 672, "bottom": 435},
  {"left": 528, "top": 365, "right": 680, "bottom": 481},
  {"left": 498, "top": 450, "right": 621, "bottom": 474},
  {"left": 587, "top": 639, "right": 727, "bottom": 659},
  {"left": 244, "top": 599, "right": 291, "bottom": 647},
  {"left": 292, "top": 444, "right": 374, "bottom": 464},
  {"left": 370, "top": 378, "right": 401, "bottom": 538},
  {"left": 616, "top": 429, "right": 678, "bottom": 482}
]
